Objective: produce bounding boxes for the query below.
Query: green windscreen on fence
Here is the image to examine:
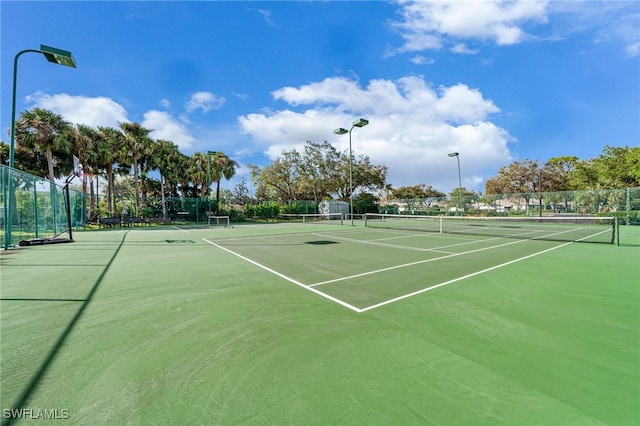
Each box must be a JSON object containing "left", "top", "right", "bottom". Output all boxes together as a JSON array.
[{"left": 1, "top": 165, "right": 85, "bottom": 249}]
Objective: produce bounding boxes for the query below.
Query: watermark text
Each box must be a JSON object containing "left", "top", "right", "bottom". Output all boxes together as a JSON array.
[{"left": 3, "top": 408, "right": 69, "bottom": 420}]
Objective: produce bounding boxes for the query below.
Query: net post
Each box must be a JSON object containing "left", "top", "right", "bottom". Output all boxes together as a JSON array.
[
  {"left": 439, "top": 216, "right": 444, "bottom": 233},
  {"left": 615, "top": 216, "right": 619, "bottom": 246}
]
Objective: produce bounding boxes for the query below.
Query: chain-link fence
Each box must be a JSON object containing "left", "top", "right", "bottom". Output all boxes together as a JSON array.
[
  {"left": 1, "top": 165, "right": 86, "bottom": 248},
  {"left": 381, "top": 187, "right": 640, "bottom": 225},
  {"left": 88, "top": 187, "right": 639, "bottom": 226}
]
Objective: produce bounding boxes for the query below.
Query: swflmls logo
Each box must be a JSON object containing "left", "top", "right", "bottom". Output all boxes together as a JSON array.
[{"left": 3, "top": 408, "right": 69, "bottom": 419}]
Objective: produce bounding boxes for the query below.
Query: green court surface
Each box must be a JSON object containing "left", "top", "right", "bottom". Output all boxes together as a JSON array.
[{"left": 1, "top": 223, "right": 639, "bottom": 425}]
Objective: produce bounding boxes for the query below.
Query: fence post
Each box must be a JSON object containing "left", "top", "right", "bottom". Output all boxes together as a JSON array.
[
  {"left": 626, "top": 188, "right": 631, "bottom": 226},
  {"left": 33, "top": 177, "right": 39, "bottom": 238}
]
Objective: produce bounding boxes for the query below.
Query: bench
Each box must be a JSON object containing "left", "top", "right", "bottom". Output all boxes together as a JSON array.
[
  {"left": 98, "top": 217, "right": 121, "bottom": 228},
  {"left": 122, "top": 217, "right": 149, "bottom": 227}
]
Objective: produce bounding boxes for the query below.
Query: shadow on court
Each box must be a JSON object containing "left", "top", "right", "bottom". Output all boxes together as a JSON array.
[{"left": 0, "top": 231, "right": 129, "bottom": 426}]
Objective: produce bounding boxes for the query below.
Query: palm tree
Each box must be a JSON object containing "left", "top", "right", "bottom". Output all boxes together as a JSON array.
[
  {"left": 15, "top": 107, "right": 74, "bottom": 181},
  {"left": 189, "top": 152, "right": 209, "bottom": 199},
  {"left": 119, "top": 122, "right": 153, "bottom": 213},
  {"left": 175, "top": 153, "right": 194, "bottom": 206},
  {"left": 97, "top": 126, "right": 126, "bottom": 216},
  {"left": 149, "top": 139, "right": 181, "bottom": 219},
  {"left": 209, "top": 151, "right": 238, "bottom": 213},
  {"left": 70, "top": 124, "right": 93, "bottom": 220}
]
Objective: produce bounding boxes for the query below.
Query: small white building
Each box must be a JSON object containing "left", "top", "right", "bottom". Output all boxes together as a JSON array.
[{"left": 318, "top": 200, "right": 349, "bottom": 217}]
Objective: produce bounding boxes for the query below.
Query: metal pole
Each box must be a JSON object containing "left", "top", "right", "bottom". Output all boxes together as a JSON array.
[
  {"left": 626, "top": 188, "right": 631, "bottom": 226},
  {"left": 9, "top": 50, "right": 39, "bottom": 169},
  {"left": 349, "top": 128, "right": 354, "bottom": 226},
  {"left": 334, "top": 119, "right": 367, "bottom": 225},
  {"left": 539, "top": 168, "right": 543, "bottom": 217},
  {"left": 207, "top": 155, "right": 211, "bottom": 214},
  {"left": 456, "top": 155, "right": 462, "bottom": 216},
  {"left": 5, "top": 50, "right": 39, "bottom": 248}
]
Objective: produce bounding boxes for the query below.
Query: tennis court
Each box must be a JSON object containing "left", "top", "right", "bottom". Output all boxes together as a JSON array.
[{"left": 1, "top": 220, "right": 639, "bottom": 424}]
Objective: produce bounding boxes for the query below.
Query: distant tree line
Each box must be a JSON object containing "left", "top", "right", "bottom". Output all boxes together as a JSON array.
[
  {"left": 2, "top": 107, "right": 637, "bottom": 220},
  {"left": 484, "top": 146, "right": 640, "bottom": 195},
  {"left": 1, "top": 107, "right": 237, "bottom": 221}
]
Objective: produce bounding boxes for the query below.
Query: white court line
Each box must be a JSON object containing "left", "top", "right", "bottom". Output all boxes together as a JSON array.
[
  {"left": 172, "top": 226, "right": 190, "bottom": 233},
  {"left": 203, "top": 227, "right": 597, "bottom": 313},
  {"left": 310, "top": 225, "right": 584, "bottom": 288},
  {"left": 311, "top": 233, "right": 455, "bottom": 254},
  {"left": 310, "top": 237, "right": 535, "bottom": 287},
  {"left": 202, "top": 238, "right": 362, "bottom": 313},
  {"left": 358, "top": 241, "right": 574, "bottom": 312}
]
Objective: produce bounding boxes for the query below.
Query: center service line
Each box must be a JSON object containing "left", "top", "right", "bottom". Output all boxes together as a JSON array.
[{"left": 358, "top": 240, "right": 574, "bottom": 312}]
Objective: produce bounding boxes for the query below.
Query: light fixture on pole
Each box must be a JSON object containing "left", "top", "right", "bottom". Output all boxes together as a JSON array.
[
  {"left": 5, "top": 44, "right": 76, "bottom": 249},
  {"left": 334, "top": 118, "right": 369, "bottom": 226},
  {"left": 448, "top": 152, "right": 462, "bottom": 216}
]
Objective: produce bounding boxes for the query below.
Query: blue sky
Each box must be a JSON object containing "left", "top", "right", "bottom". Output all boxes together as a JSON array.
[{"left": 2, "top": 1, "right": 638, "bottom": 194}]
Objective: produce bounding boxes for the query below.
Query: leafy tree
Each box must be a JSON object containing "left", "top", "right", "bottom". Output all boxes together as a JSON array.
[
  {"left": 545, "top": 156, "right": 579, "bottom": 191},
  {"left": 0, "top": 141, "right": 8, "bottom": 165},
  {"left": 252, "top": 150, "right": 304, "bottom": 202},
  {"left": 232, "top": 177, "right": 252, "bottom": 205},
  {"left": 392, "top": 184, "right": 445, "bottom": 199},
  {"left": 354, "top": 192, "right": 379, "bottom": 214},
  {"left": 567, "top": 147, "right": 640, "bottom": 191},
  {"left": 351, "top": 155, "right": 388, "bottom": 197},
  {"left": 300, "top": 141, "right": 342, "bottom": 202},
  {"left": 250, "top": 141, "right": 388, "bottom": 203},
  {"left": 484, "top": 159, "right": 541, "bottom": 214}
]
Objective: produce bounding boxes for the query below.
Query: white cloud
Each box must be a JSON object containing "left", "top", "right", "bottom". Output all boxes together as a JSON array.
[
  {"left": 390, "top": 0, "right": 639, "bottom": 58},
  {"left": 257, "top": 9, "right": 276, "bottom": 27},
  {"left": 409, "top": 55, "right": 435, "bottom": 65},
  {"left": 25, "top": 92, "right": 128, "bottom": 128},
  {"left": 450, "top": 43, "right": 479, "bottom": 55},
  {"left": 389, "top": 0, "right": 549, "bottom": 54},
  {"left": 184, "top": 91, "right": 226, "bottom": 113},
  {"left": 142, "top": 110, "right": 195, "bottom": 150},
  {"left": 247, "top": 8, "right": 277, "bottom": 27},
  {"left": 626, "top": 41, "right": 640, "bottom": 58},
  {"left": 239, "top": 76, "right": 513, "bottom": 192},
  {"left": 233, "top": 92, "right": 249, "bottom": 100},
  {"left": 159, "top": 98, "right": 171, "bottom": 109}
]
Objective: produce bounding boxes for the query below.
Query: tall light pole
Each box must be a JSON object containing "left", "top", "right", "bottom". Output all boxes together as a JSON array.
[
  {"left": 9, "top": 45, "right": 77, "bottom": 168},
  {"left": 207, "top": 151, "right": 218, "bottom": 214},
  {"left": 5, "top": 45, "right": 76, "bottom": 249},
  {"left": 448, "top": 152, "right": 462, "bottom": 216},
  {"left": 206, "top": 151, "right": 218, "bottom": 197},
  {"left": 334, "top": 118, "right": 369, "bottom": 226}
]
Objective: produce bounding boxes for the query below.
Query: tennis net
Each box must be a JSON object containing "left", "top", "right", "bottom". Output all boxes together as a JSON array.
[
  {"left": 364, "top": 214, "right": 618, "bottom": 244},
  {"left": 278, "top": 213, "right": 344, "bottom": 225}
]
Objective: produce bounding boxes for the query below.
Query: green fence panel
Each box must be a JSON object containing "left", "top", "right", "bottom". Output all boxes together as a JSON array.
[{"left": 1, "top": 165, "right": 86, "bottom": 249}]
